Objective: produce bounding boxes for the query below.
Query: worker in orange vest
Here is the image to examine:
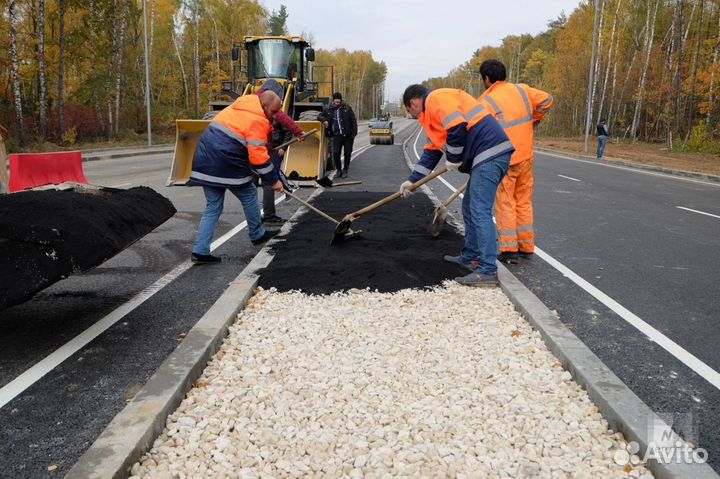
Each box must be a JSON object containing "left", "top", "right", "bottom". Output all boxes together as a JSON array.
[
  {"left": 479, "top": 59, "right": 553, "bottom": 263},
  {"left": 401, "top": 85, "right": 514, "bottom": 287},
  {"left": 189, "top": 91, "right": 284, "bottom": 264}
]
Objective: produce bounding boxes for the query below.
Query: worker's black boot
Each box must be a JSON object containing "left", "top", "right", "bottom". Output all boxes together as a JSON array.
[
  {"left": 251, "top": 229, "right": 280, "bottom": 246},
  {"left": 498, "top": 251, "right": 519, "bottom": 264},
  {"left": 191, "top": 252, "right": 221, "bottom": 264}
]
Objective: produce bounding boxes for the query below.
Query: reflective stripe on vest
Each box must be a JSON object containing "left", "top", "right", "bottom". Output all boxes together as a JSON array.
[
  {"left": 190, "top": 171, "right": 254, "bottom": 185},
  {"left": 471, "top": 140, "right": 514, "bottom": 168},
  {"left": 484, "top": 85, "right": 534, "bottom": 129},
  {"left": 442, "top": 111, "right": 464, "bottom": 129}
]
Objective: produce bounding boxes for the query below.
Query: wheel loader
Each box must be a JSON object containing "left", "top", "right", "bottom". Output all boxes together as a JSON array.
[{"left": 168, "top": 35, "right": 334, "bottom": 187}]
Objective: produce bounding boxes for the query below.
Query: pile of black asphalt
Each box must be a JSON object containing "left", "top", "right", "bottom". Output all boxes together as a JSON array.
[
  {"left": 0, "top": 186, "right": 176, "bottom": 310},
  {"left": 258, "top": 190, "right": 466, "bottom": 294}
]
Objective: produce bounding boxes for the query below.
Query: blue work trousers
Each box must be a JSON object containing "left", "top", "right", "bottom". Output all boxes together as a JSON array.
[
  {"left": 597, "top": 136, "right": 607, "bottom": 158},
  {"left": 192, "top": 183, "right": 264, "bottom": 255},
  {"left": 459, "top": 153, "right": 511, "bottom": 275}
]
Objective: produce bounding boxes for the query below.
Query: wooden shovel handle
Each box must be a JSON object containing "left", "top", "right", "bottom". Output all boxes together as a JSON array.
[
  {"left": 348, "top": 167, "right": 449, "bottom": 219},
  {"left": 443, "top": 181, "right": 468, "bottom": 206},
  {"left": 272, "top": 128, "right": 318, "bottom": 151},
  {"left": 283, "top": 189, "right": 340, "bottom": 225}
]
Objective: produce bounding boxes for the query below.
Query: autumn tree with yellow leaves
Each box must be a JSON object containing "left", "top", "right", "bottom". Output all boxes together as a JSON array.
[{"left": 0, "top": 0, "right": 386, "bottom": 150}]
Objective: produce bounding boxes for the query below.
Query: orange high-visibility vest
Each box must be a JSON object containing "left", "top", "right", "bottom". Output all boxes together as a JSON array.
[
  {"left": 480, "top": 82, "right": 553, "bottom": 165},
  {"left": 419, "top": 88, "right": 495, "bottom": 154},
  {"left": 213, "top": 95, "right": 273, "bottom": 167}
]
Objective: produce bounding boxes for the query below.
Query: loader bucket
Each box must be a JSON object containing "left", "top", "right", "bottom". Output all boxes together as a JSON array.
[
  {"left": 283, "top": 121, "right": 330, "bottom": 186},
  {"left": 167, "top": 119, "right": 211, "bottom": 186}
]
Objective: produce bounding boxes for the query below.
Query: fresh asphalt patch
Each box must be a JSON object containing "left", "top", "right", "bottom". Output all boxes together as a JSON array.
[{"left": 258, "top": 193, "right": 466, "bottom": 294}]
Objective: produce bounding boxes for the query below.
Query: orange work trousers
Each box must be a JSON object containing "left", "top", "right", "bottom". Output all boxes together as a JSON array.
[{"left": 495, "top": 158, "right": 534, "bottom": 253}]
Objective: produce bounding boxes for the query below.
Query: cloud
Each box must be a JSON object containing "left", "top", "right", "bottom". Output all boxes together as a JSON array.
[{"left": 262, "top": 1, "right": 580, "bottom": 100}]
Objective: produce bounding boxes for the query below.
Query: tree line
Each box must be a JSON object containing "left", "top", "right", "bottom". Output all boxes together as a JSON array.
[
  {"left": 423, "top": 0, "right": 720, "bottom": 153},
  {"left": 0, "top": 1, "right": 386, "bottom": 150}
]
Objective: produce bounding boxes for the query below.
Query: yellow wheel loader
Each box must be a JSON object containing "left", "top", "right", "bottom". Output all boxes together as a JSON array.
[{"left": 168, "top": 35, "right": 334, "bottom": 187}]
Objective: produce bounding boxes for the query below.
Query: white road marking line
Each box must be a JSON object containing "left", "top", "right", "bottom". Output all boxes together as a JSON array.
[
  {"left": 110, "top": 182, "right": 132, "bottom": 188},
  {"left": 676, "top": 206, "right": 720, "bottom": 220},
  {"left": 537, "top": 150, "right": 720, "bottom": 188},
  {"left": 557, "top": 174, "right": 581, "bottom": 182},
  {"left": 409, "top": 127, "right": 720, "bottom": 390},
  {"left": 430, "top": 172, "right": 720, "bottom": 392},
  {"left": 534, "top": 247, "right": 720, "bottom": 391},
  {"left": 0, "top": 141, "right": 379, "bottom": 410}
]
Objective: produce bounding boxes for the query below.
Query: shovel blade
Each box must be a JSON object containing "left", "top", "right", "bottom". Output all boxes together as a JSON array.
[
  {"left": 427, "top": 205, "right": 448, "bottom": 237},
  {"left": 331, "top": 218, "right": 353, "bottom": 245}
]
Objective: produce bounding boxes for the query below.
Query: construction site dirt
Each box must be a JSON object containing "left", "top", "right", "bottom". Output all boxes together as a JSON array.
[
  {"left": 258, "top": 190, "right": 465, "bottom": 294},
  {"left": 0, "top": 186, "right": 176, "bottom": 310}
]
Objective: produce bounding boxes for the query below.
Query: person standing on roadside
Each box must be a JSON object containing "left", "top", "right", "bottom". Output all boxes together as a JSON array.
[
  {"left": 478, "top": 59, "right": 553, "bottom": 264},
  {"left": 318, "top": 92, "right": 357, "bottom": 178},
  {"left": 255, "top": 79, "right": 305, "bottom": 225},
  {"left": 597, "top": 118, "right": 609, "bottom": 159},
  {"left": 188, "top": 91, "right": 284, "bottom": 264}
]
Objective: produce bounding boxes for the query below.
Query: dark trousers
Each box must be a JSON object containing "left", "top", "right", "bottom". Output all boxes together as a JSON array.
[
  {"left": 332, "top": 135, "right": 354, "bottom": 172},
  {"left": 262, "top": 150, "right": 283, "bottom": 217}
]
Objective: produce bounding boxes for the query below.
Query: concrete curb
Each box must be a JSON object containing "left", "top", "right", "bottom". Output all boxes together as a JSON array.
[
  {"left": 82, "top": 145, "right": 174, "bottom": 162},
  {"left": 403, "top": 130, "right": 719, "bottom": 479},
  {"left": 535, "top": 146, "right": 720, "bottom": 184},
  {"left": 65, "top": 166, "right": 335, "bottom": 478}
]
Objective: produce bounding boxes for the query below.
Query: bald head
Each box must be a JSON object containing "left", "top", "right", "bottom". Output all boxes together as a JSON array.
[{"left": 259, "top": 91, "right": 282, "bottom": 120}]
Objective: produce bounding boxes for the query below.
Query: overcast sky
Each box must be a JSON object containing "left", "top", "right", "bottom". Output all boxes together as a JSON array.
[{"left": 260, "top": 1, "right": 582, "bottom": 102}]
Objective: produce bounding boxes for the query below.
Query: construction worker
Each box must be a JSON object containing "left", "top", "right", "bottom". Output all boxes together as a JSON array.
[
  {"left": 188, "top": 91, "right": 284, "bottom": 264},
  {"left": 479, "top": 59, "right": 553, "bottom": 264},
  {"left": 401, "top": 84, "right": 514, "bottom": 287}
]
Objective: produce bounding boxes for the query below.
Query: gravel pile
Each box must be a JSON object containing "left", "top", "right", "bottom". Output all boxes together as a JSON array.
[{"left": 131, "top": 284, "right": 653, "bottom": 479}]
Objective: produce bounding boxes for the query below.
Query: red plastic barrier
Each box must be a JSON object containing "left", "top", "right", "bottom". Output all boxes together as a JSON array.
[{"left": 8, "top": 151, "right": 88, "bottom": 192}]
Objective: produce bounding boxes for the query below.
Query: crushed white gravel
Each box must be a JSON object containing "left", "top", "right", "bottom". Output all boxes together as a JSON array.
[{"left": 131, "top": 283, "right": 653, "bottom": 478}]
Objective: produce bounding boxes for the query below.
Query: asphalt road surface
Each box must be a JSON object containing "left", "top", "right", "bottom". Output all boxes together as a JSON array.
[
  {"left": 408, "top": 127, "right": 720, "bottom": 473},
  {"left": 0, "top": 118, "right": 413, "bottom": 478}
]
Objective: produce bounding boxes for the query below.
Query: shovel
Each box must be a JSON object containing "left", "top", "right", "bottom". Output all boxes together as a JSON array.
[
  {"left": 427, "top": 181, "right": 468, "bottom": 237},
  {"left": 316, "top": 176, "right": 362, "bottom": 188},
  {"left": 272, "top": 128, "right": 318, "bottom": 151},
  {"left": 283, "top": 190, "right": 363, "bottom": 243},
  {"left": 332, "top": 167, "right": 449, "bottom": 245}
]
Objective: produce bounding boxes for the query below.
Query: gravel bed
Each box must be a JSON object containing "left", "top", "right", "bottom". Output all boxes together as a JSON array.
[{"left": 131, "top": 284, "right": 653, "bottom": 479}]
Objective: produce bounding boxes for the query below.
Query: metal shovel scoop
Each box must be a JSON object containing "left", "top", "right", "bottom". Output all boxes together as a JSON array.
[
  {"left": 283, "top": 190, "right": 363, "bottom": 243},
  {"left": 332, "top": 167, "right": 449, "bottom": 245},
  {"left": 427, "top": 181, "right": 467, "bottom": 237}
]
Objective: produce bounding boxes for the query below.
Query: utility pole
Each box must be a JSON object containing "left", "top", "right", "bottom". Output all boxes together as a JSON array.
[
  {"left": 583, "top": 0, "right": 600, "bottom": 153},
  {"left": 143, "top": 0, "right": 153, "bottom": 146}
]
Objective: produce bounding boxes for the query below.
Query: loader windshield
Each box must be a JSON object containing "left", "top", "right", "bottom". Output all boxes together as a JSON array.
[{"left": 250, "top": 39, "right": 303, "bottom": 82}]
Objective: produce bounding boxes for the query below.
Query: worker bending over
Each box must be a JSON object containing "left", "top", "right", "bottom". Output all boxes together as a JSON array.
[
  {"left": 188, "top": 91, "right": 284, "bottom": 264},
  {"left": 479, "top": 60, "right": 553, "bottom": 263},
  {"left": 401, "top": 85, "right": 514, "bottom": 287}
]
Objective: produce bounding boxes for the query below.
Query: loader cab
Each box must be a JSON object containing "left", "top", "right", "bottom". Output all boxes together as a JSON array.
[{"left": 245, "top": 36, "right": 311, "bottom": 94}]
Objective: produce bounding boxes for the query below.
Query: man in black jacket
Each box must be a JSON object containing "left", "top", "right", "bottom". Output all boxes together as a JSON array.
[{"left": 318, "top": 92, "right": 357, "bottom": 178}]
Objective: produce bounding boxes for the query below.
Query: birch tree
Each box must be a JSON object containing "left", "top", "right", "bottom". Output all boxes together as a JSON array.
[
  {"left": 9, "top": 0, "right": 24, "bottom": 144},
  {"left": 631, "top": 0, "right": 660, "bottom": 142},
  {"left": 38, "top": 0, "right": 47, "bottom": 139}
]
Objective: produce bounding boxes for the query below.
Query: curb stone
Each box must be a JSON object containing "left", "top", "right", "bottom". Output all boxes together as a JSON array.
[
  {"left": 535, "top": 146, "right": 720, "bottom": 184},
  {"left": 82, "top": 145, "right": 174, "bottom": 163},
  {"left": 403, "top": 128, "right": 719, "bottom": 479},
  {"left": 64, "top": 172, "right": 331, "bottom": 478}
]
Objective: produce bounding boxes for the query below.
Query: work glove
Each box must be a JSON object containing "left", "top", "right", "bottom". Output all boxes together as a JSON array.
[
  {"left": 399, "top": 180, "right": 414, "bottom": 198},
  {"left": 445, "top": 159, "right": 461, "bottom": 171}
]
